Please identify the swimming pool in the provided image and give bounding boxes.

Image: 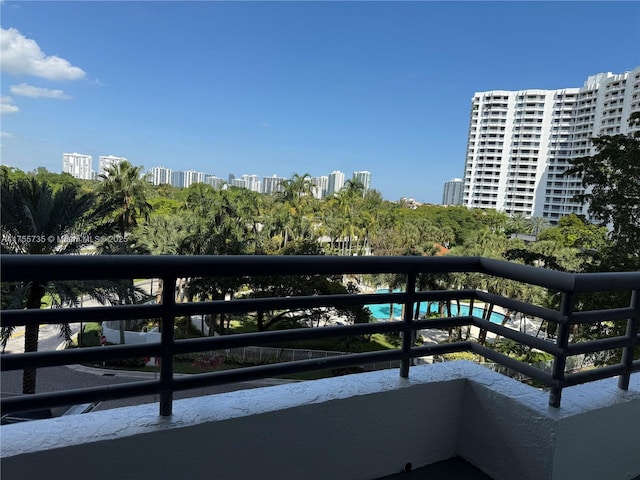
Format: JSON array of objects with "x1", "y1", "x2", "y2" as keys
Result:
[{"x1": 366, "y1": 290, "x2": 506, "y2": 324}]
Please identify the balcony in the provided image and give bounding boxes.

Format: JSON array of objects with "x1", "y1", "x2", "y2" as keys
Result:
[{"x1": 1, "y1": 255, "x2": 639, "y2": 480}]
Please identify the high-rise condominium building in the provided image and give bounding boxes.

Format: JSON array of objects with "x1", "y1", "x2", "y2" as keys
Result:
[
  {"x1": 462, "y1": 67, "x2": 640, "y2": 223},
  {"x1": 98, "y1": 155, "x2": 127, "y2": 178},
  {"x1": 442, "y1": 178, "x2": 463, "y2": 205},
  {"x1": 241, "y1": 175, "x2": 261, "y2": 193},
  {"x1": 205, "y1": 175, "x2": 224, "y2": 189},
  {"x1": 327, "y1": 170, "x2": 345, "y2": 196},
  {"x1": 262, "y1": 175, "x2": 286, "y2": 194},
  {"x1": 312, "y1": 176, "x2": 329, "y2": 199},
  {"x1": 170, "y1": 170, "x2": 185, "y2": 188},
  {"x1": 151, "y1": 166, "x2": 172, "y2": 186},
  {"x1": 63, "y1": 153, "x2": 93, "y2": 180},
  {"x1": 183, "y1": 170, "x2": 205, "y2": 189},
  {"x1": 353, "y1": 171, "x2": 372, "y2": 191}
]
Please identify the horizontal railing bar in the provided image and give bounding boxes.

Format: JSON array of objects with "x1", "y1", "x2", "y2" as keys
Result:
[
  {"x1": 412, "y1": 290, "x2": 477, "y2": 301},
  {"x1": 1, "y1": 343, "x2": 162, "y2": 371},
  {"x1": 474, "y1": 291, "x2": 562, "y2": 323},
  {"x1": 174, "y1": 326, "x2": 383, "y2": 354},
  {"x1": 171, "y1": 350, "x2": 405, "y2": 392},
  {"x1": 566, "y1": 336, "x2": 635, "y2": 356},
  {"x1": 413, "y1": 316, "x2": 474, "y2": 330},
  {"x1": 573, "y1": 273, "x2": 640, "y2": 293},
  {"x1": 410, "y1": 342, "x2": 472, "y2": 357},
  {"x1": 571, "y1": 308, "x2": 639, "y2": 325},
  {"x1": 5, "y1": 255, "x2": 639, "y2": 293},
  {"x1": 478, "y1": 257, "x2": 577, "y2": 292},
  {"x1": 563, "y1": 364, "x2": 630, "y2": 386},
  {"x1": 0, "y1": 291, "x2": 479, "y2": 327},
  {"x1": 1, "y1": 319, "x2": 477, "y2": 371},
  {"x1": 471, "y1": 316, "x2": 562, "y2": 356},
  {"x1": 172, "y1": 322, "x2": 418, "y2": 355},
  {"x1": 0, "y1": 380, "x2": 161, "y2": 415},
  {"x1": 1, "y1": 255, "x2": 485, "y2": 281},
  {"x1": 167, "y1": 292, "x2": 471, "y2": 317},
  {"x1": 470, "y1": 343, "x2": 555, "y2": 386},
  {"x1": 172, "y1": 317, "x2": 477, "y2": 357}
]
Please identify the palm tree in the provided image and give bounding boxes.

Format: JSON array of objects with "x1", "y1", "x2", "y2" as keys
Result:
[
  {"x1": 507, "y1": 212, "x2": 530, "y2": 236},
  {"x1": 133, "y1": 214, "x2": 188, "y2": 303},
  {"x1": 528, "y1": 216, "x2": 550, "y2": 239},
  {"x1": 275, "y1": 173, "x2": 315, "y2": 244},
  {"x1": 332, "y1": 180, "x2": 367, "y2": 255},
  {"x1": 97, "y1": 161, "x2": 153, "y2": 342},
  {"x1": 0, "y1": 177, "x2": 131, "y2": 394},
  {"x1": 98, "y1": 161, "x2": 152, "y2": 239}
]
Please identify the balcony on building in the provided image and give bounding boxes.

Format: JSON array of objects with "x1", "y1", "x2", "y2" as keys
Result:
[{"x1": 1, "y1": 255, "x2": 639, "y2": 480}]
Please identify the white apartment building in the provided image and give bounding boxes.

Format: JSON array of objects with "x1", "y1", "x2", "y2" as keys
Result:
[
  {"x1": 462, "y1": 67, "x2": 640, "y2": 223},
  {"x1": 311, "y1": 176, "x2": 329, "y2": 199},
  {"x1": 262, "y1": 175, "x2": 286, "y2": 195},
  {"x1": 151, "y1": 166, "x2": 172, "y2": 186},
  {"x1": 442, "y1": 178, "x2": 463, "y2": 205},
  {"x1": 98, "y1": 155, "x2": 127, "y2": 178},
  {"x1": 327, "y1": 170, "x2": 345, "y2": 196},
  {"x1": 183, "y1": 170, "x2": 206, "y2": 189},
  {"x1": 353, "y1": 171, "x2": 372, "y2": 191},
  {"x1": 170, "y1": 170, "x2": 184, "y2": 188},
  {"x1": 62, "y1": 153, "x2": 93, "y2": 180},
  {"x1": 229, "y1": 178, "x2": 245, "y2": 189},
  {"x1": 205, "y1": 175, "x2": 224, "y2": 189},
  {"x1": 241, "y1": 175, "x2": 261, "y2": 193}
]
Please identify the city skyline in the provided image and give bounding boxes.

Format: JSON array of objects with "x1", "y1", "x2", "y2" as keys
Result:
[
  {"x1": 62, "y1": 152, "x2": 372, "y2": 199},
  {"x1": 1, "y1": 2, "x2": 639, "y2": 203}
]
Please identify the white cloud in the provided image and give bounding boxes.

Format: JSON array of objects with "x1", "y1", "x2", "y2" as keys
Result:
[
  {"x1": 0, "y1": 131, "x2": 13, "y2": 138},
  {"x1": 0, "y1": 27, "x2": 86, "y2": 81},
  {"x1": 10, "y1": 83, "x2": 71, "y2": 99},
  {"x1": 0, "y1": 96, "x2": 19, "y2": 115}
]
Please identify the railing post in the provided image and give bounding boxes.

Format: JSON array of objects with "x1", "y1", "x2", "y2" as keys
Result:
[
  {"x1": 549, "y1": 292, "x2": 573, "y2": 408},
  {"x1": 618, "y1": 289, "x2": 639, "y2": 390},
  {"x1": 159, "y1": 276, "x2": 177, "y2": 417},
  {"x1": 400, "y1": 272, "x2": 417, "y2": 378}
]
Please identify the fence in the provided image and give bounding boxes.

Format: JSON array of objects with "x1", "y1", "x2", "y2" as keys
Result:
[{"x1": 1, "y1": 254, "x2": 639, "y2": 416}]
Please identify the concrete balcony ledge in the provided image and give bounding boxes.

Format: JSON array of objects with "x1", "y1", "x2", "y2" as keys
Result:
[{"x1": 2, "y1": 361, "x2": 639, "y2": 480}]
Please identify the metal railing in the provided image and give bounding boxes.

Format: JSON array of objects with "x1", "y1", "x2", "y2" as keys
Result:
[{"x1": 1, "y1": 255, "x2": 639, "y2": 416}]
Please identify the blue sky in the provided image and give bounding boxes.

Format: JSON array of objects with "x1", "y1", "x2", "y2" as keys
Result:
[{"x1": 1, "y1": 1, "x2": 639, "y2": 203}]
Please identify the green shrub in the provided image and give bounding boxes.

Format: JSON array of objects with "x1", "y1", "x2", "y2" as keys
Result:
[
  {"x1": 440, "y1": 351, "x2": 479, "y2": 362},
  {"x1": 79, "y1": 322, "x2": 102, "y2": 347}
]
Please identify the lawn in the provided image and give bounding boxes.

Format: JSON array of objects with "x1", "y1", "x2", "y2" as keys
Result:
[{"x1": 83, "y1": 316, "x2": 402, "y2": 380}]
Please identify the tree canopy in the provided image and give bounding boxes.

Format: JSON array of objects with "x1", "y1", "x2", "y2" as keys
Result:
[{"x1": 565, "y1": 113, "x2": 640, "y2": 268}]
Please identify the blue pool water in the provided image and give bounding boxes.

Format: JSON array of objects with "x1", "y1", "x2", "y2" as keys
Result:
[{"x1": 367, "y1": 290, "x2": 505, "y2": 324}]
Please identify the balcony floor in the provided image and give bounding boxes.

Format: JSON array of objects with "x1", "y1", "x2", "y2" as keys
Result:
[{"x1": 378, "y1": 457, "x2": 492, "y2": 480}]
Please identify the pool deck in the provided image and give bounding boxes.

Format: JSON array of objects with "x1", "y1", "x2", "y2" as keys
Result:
[{"x1": 358, "y1": 286, "x2": 545, "y2": 345}]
